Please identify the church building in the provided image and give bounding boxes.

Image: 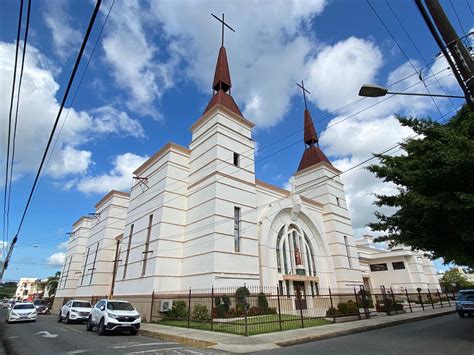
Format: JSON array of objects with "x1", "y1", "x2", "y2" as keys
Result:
[{"x1": 55, "y1": 22, "x2": 367, "y2": 310}]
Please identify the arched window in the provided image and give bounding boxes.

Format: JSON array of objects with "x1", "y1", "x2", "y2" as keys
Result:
[{"x1": 275, "y1": 224, "x2": 317, "y2": 276}]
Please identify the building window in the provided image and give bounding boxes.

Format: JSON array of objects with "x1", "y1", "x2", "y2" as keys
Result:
[
  {"x1": 278, "y1": 280, "x2": 284, "y2": 296},
  {"x1": 336, "y1": 197, "x2": 341, "y2": 206},
  {"x1": 344, "y1": 235, "x2": 353, "y2": 269},
  {"x1": 233, "y1": 152, "x2": 240, "y2": 166},
  {"x1": 392, "y1": 261, "x2": 406, "y2": 270},
  {"x1": 89, "y1": 242, "x2": 100, "y2": 285},
  {"x1": 234, "y1": 207, "x2": 241, "y2": 252},
  {"x1": 285, "y1": 280, "x2": 290, "y2": 298},
  {"x1": 141, "y1": 215, "x2": 154, "y2": 276},
  {"x1": 276, "y1": 224, "x2": 316, "y2": 276},
  {"x1": 370, "y1": 263, "x2": 388, "y2": 272},
  {"x1": 80, "y1": 247, "x2": 91, "y2": 286},
  {"x1": 122, "y1": 224, "x2": 134, "y2": 279}
]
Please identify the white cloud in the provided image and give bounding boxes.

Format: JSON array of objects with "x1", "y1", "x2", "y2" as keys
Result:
[
  {"x1": 43, "y1": 0, "x2": 82, "y2": 60},
  {"x1": 47, "y1": 252, "x2": 65, "y2": 265},
  {"x1": 76, "y1": 152, "x2": 148, "y2": 194},
  {"x1": 0, "y1": 42, "x2": 145, "y2": 182},
  {"x1": 58, "y1": 241, "x2": 68, "y2": 250}
]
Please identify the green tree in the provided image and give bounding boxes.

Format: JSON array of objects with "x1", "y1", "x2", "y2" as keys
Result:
[
  {"x1": 439, "y1": 268, "x2": 473, "y2": 291},
  {"x1": 368, "y1": 106, "x2": 474, "y2": 267},
  {"x1": 46, "y1": 271, "x2": 61, "y2": 297}
]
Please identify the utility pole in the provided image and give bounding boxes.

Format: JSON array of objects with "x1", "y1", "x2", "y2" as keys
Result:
[{"x1": 415, "y1": 0, "x2": 474, "y2": 110}]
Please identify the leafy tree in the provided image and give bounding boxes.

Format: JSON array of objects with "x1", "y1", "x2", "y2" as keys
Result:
[
  {"x1": 367, "y1": 106, "x2": 474, "y2": 267},
  {"x1": 46, "y1": 271, "x2": 61, "y2": 297},
  {"x1": 439, "y1": 268, "x2": 473, "y2": 291}
]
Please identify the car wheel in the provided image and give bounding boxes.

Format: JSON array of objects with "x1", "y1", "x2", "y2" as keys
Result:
[
  {"x1": 57, "y1": 312, "x2": 62, "y2": 322},
  {"x1": 97, "y1": 318, "x2": 106, "y2": 336},
  {"x1": 65, "y1": 313, "x2": 70, "y2": 324},
  {"x1": 86, "y1": 317, "x2": 93, "y2": 331},
  {"x1": 130, "y1": 329, "x2": 138, "y2": 335},
  {"x1": 458, "y1": 311, "x2": 465, "y2": 318}
]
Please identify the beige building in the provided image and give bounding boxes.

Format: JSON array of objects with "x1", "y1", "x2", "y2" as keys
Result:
[{"x1": 356, "y1": 235, "x2": 440, "y2": 293}]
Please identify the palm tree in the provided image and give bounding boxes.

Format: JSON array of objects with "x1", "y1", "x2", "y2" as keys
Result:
[{"x1": 46, "y1": 271, "x2": 61, "y2": 298}]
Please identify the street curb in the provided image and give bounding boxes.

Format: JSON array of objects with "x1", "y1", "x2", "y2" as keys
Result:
[
  {"x1": 138, "y1": 328, "x2": 217, "y2": 349},
  {"x1": 275, "y1": 310, "x2": 456, "y2": 347}
]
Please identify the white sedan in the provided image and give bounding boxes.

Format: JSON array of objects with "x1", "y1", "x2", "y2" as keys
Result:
[
  {"x1": 6, "y1": 302, "x2": 37, "y2": 323},
  {"x1": 58, "y1": 300, "x2": 92, "y2": 324}
]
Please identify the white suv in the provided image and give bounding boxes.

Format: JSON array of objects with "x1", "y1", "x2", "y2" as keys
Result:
[
  {"x1": 86, "y1": 299, "x2": 140, "y2": 335},
  {"x1": 58, "y1": 300, "x2": 92, "y2": 324}
]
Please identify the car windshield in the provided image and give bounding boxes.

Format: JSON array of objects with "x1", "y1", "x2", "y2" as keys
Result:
[
  {"x1": 107, "y1": 302, "x2": 134, "y2": 311},
  {"x1": 458, "y1": 291, "x2": 474, "y2": 301},
  {"x1": 13, "y1": 304, "x2": 35, "y2": 310},
  {"x1": 72, "y1": 301, "x2": 91, "y2": 308}
]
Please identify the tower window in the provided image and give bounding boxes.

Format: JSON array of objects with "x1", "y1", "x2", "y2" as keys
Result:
[
  {"x1": 233, "y1": 152, "x2": 240, "y2": 166},
  {"x1": 234, "y1": 207, "x2": 241, "y2": 252},
  {"x1": 344, "y1": 235, "x2": 353, "y2": 269},
  {"x1": 123, "y1": 224, "x2": 134, "y2": 279}
]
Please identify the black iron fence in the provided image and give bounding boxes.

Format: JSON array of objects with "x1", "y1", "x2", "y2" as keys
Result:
[{"x1": 148, "y1": 285, "x2": 455, "y2": 336}]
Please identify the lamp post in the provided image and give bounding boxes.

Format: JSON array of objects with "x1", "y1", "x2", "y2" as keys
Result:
[{"x1": 358, "y1": 84, "x2": 465, "y2": 99}]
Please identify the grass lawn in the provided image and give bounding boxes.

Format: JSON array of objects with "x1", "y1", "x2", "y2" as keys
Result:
[{"x1": 154, "y1": 314, "x2": 332, "y2": 336}]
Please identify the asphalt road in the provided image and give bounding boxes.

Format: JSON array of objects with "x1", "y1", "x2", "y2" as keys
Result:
[
  {"x1": 0, "y1": 309, "x2": 224, "y2": 355},
  {"x1": 255, "y1": 313, "x2": 474, "y2": 355}
]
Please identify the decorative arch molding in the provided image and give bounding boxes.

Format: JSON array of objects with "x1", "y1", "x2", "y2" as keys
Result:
[{"x1": 257, "y1": 200, "x2": 336, "y2": 288}]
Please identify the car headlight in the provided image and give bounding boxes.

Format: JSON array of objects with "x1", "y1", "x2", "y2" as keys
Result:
[
  {"x1": 107, "y1": 312, "x2": 117, "y2": 319},
  {"x1": 71, "y1": 309, "x2": 78, "y2": 313},
  {"x1": 11, "y1": 311, "x2": 18, "y2": 316}
]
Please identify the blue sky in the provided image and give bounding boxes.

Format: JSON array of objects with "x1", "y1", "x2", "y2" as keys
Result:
[{"x1": 1, "y1": 0, "x2": 471, "y2": 281}]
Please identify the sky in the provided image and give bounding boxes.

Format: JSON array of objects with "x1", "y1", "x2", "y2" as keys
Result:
[{"x1": 0, "y1": 0, "x2": 471, "y2": 281}]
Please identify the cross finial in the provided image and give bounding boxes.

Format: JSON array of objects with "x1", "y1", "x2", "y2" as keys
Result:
[
  {"x1": 211, "y1": 13, "x2": 235, "y2": 47},
  {"x1": 296, "y1": 80, "x2": 311, "y2": 110}
]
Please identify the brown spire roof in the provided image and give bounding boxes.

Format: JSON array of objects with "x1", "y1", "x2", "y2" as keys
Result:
[
  {"x1": 297, "y1": 107, "x2": 332, "y2": 171},
  {"x1": 203, "y1": 45, "x2": 243, "y2": 117},
  {"x1": 212, "y1": 47, "x2": 232, "y2": 92}
]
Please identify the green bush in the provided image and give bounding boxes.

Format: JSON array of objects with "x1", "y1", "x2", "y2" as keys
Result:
[
  {"x1": 214, "y1": 296, "x2": 221, "y2": 307},
  {"x1": 357, "y1": 290, "x2": 374, "y2": 308},
  {"x1": 192, "y1": 304, "x2": 208, "y2": 321},
  {"x1": 326, "y1": 307, "x2": 337, "y2": 318},
  {"x1": 346, "y1": 300, "x2": 359, "y2": 314},
  {"x1": 215, "y1": 303, "x2": 228, "y2": 318},
  {"x1": 222, "y1": 295, "x2": 231, "y2": 308},
  {"x1": 169, "y1": 300, "x2": 187, "y2": 319},
  {"x1": 235, "y1": 287, "x2": 250, "y2": 310},
  {"x1": 336, "y1": 302, "x2": 348, "y2": 314},
  {"x1": 257, "y1": 292, "x2": 269, "y2": 311}
]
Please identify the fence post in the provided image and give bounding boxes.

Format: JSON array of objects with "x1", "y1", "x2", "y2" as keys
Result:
[
  {"x1": 353, "y1": 287, "x2": 361, "y2": 320},
  {"x1": 276, "y1": 284, "x2": 282, "y2": 331},
  {"x1": 417, "y1": 289, "x2": 424, "y2": 311},
  {"x1": 390, "y1": 288, "x2": 398, "y2": 315},
  {"x1": 296, "y1": 284, "x2": 304, "y2": 329},
  {"x1": 381, "y1": 286, "x2": 390, "y2": 316},
  {"x1": 210, "y1": 286, "x2": 214, "y2": 331},
  {"x1": 427, "y1": 289, "x2": 435, "y2": 309},
  {"x1": 149, "y1": 290, "x2": 155, "y2": 322},
  {"x1": 437, "y1": 289, "x2": 444, "y2": 308},
  {"x1": 244, "y1": 284, "x2": 248, "y2": 336},
  {"x1": 328, "y1": 287, "x2": 335, "y2": 323},
  {"x1": 444, "y1": 289, "x2": 451, "y2": 307},
  {"x1": 405, "y1": 289, "x2": 412, "y2": 313},
  {"x1": 187, "y1": 287, "x2": 192, "y2": 328}
]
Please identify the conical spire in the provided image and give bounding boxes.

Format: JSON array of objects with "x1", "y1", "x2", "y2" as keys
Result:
[
  {"x1": 304, "y1": 109, "x2": 318, "y2": 146},
  {"x1": 203, "y1": 14, "x2": 242, "y2": 117},
  {"x1": 296, "y1": 81, "x2": 332, "y2": 171},
  {"x1": 212, "y1": 47, "x2": 232, "y2": 93}
]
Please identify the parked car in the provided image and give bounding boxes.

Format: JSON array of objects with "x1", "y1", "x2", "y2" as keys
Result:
[
  {"x1": 7, "y1": 300, "x2": 17, "y2": 309},
  {"x1": 86, "y1": 299, "x2": 140, "y2": 335},
  {"x1": 58, "y1": 300, "x2": 92, "y2": 324},
  {"x1": 2, "y1": 299, "x2": 8, "y2": 309},
  {"x1": 6, "y1": 302, "x2": 37, "y2": 323},
  {"x1": 456, "y1": 289, "x2": 474, "y2": 317}
]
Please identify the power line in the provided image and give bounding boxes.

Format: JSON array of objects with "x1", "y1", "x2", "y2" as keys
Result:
[
  {"x1": 1, "y1": 0, "x2": 103, "y2": 280},
  {"x1": 465, "y1": 0, "x2": 474, "y2": 16},
  {"x1": 367, "y1": 0, "x2": 444, "y2": 118},
  {"x1": 449, "y1": 0, "x2": 466, "y2": 35},
  {"x1": 6, "y1": 0, "x2": 32, "y2": 252},
  {"x1": 3, "y1": 0, "x2": 23, "y2": 257}
]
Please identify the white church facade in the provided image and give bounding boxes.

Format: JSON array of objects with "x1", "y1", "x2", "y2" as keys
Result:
[{"x1": 54, "y1": 35, "x2": 438, "y2": 313}]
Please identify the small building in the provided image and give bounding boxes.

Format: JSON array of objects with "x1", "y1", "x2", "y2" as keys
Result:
[
  {"x1": 356, "y1": 235, "x2": 440, "y2": 293},
  {"x1": 15, "y1": 277, "x2": 48, "y2": 301}
]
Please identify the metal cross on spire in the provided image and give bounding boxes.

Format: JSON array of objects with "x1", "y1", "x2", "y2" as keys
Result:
[
  {"x1": 211, "y1": 13, "x2": 235, "y2": 47},
  {"x1": 296, "y1": 80, "x2": 311, "y2": 110}
]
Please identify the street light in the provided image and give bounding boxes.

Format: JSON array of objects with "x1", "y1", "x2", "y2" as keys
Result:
[{"x1": 358, "y1": 84, "x2": 465, "y2": 99}]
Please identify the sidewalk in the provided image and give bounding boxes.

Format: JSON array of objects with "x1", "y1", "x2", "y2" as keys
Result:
[{"x1": 140, "y1": 307, "x2": 456, "y2": 353}]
